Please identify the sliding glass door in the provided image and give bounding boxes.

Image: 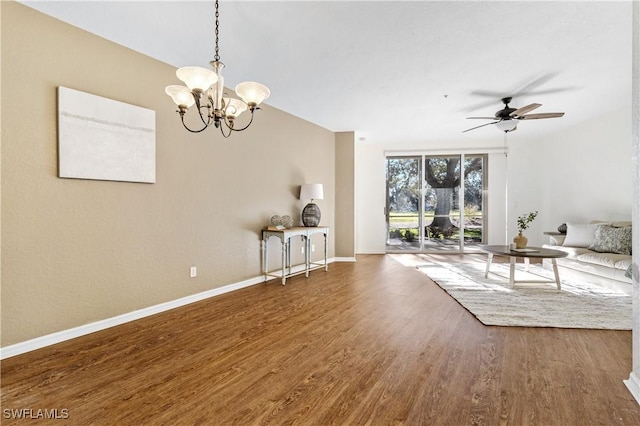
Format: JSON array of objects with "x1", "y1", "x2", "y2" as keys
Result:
[
  {"x1": 386, "y1": 157, "x2": 422, "y2": 251},
  {"x1": 386, "y1": 153, "x2": 487, "y2": 252}
]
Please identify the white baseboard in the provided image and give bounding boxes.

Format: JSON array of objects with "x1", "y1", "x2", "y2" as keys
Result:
[
  {"x1": 624, "y1": 372, "x2": 640, "y2": 405},
  {"x1": 1, "y1": 276, "x2": 265, "y2": 360},
  {"x1": 334, "y1": 257, "x2": 356, "y2": 262},
  {"x1": 1, "y1": 259, "x2": 341, "y2": 360}
]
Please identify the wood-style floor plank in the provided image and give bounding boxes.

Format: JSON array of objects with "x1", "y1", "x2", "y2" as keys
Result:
[{"x1": 2, "y1": 254, "x2": 639, "y2": 425}]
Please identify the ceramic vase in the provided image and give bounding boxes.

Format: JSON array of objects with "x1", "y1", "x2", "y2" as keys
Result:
[
  {"x1": 513, "y1": 232, "x2": 528, "y2": 249},
  {"x1": 302, "y1": 202, "x2": 321, "y2": 227}
]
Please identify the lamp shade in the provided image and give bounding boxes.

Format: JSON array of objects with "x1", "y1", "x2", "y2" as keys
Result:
[
  {"x1": 235, "y1": 81, "x2": 270, "y2": 106},
  {"x1": 300, "y1": 184, "x2": 324, "y2": 201},
  {"x1": 165, "y1": 85, "x2": 196, "y2": 108},
  {"x1": 223, "y1": 98, "x2": 248, "y2": 119},
  {"x1": 176, "y1": 66, "x2": 218, "y2": 92},
  {"x1": 496, "y1": 119, "x2": 518, "y2": 132}
]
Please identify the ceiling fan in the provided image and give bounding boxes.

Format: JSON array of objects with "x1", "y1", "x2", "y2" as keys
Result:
[{"x1": 462, "y1": 97, "x2": 565, "y2": 133}]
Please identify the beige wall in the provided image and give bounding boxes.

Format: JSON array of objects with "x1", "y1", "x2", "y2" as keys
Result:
[
  {"x1": 334, "y1": 132, "x2": 355, "y2": 259},
  {"x1": 1, "y1": 2, "x2": 337, "y2": 346}
]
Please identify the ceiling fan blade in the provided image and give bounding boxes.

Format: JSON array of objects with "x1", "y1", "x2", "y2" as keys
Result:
[
  {"x1": 521, "y1": 87, "x2": 580, "y2": 96},
  {"x1": 462, "y1": 121, "x2": 498, "y2": 133},
  {"x1": 512, "y1": 73, "x2": 559, "y2": 96},
  {"x1": 510, "y1": 103, "x2": 541, "y2": 117},
  {"x1": 466, "y1": 116, "x2": 498, "y2": 120},
  {"x1": 519, "y1": 112, "x2": 565, "y2": 120}
]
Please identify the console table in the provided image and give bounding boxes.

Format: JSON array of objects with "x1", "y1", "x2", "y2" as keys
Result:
[{"x1": 261, "y1": 226, "x2": 329, "y2": 285}]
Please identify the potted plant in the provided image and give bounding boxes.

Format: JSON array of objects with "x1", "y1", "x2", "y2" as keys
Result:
[{"x1": 514, "y1": 210, "x2": 538, "y2": 249}]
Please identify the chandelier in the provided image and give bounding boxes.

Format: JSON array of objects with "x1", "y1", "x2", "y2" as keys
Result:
[{"x1": 164, "y1": 0, "x2": 270, "y2": 138}]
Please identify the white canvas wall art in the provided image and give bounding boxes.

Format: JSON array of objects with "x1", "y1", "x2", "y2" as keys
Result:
[{"x1": 58, "y1": 86, "x2": 156, "y2": 183}]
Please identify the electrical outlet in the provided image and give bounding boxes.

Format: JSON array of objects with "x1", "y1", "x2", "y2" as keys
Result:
[
  {"x1": 190, "y1": 266, "x2": 197, "y2": 278},
  {"x1": 312, "y1": 244, "x2": 315, "y2": 252},
  {"x1": 300, "y1": 246, "x2": 305, "y2": 254}
]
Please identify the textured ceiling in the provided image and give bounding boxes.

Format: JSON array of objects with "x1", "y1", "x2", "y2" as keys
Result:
[{"x1": 20, "y1": 1, "x2": 633, "y2": 143}]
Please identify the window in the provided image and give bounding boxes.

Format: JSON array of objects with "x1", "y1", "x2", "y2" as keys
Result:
[{"x1": 386, "y1": 153, "x2": 488, "y2": 252}]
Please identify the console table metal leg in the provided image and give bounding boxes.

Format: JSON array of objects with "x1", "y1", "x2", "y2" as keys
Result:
[
  {"x1": 281, "y1": 240, "x2": 287, "y2": 286},
  {"x1": 324, "y1": 232, "x2": 328, "y2": 271},
  {"x1": 551, "y1": 258, "x2": 562, "y2": 290},
  {"x1": 286, "y1": 238, "x2": 292, "y2": 277},
  {"x1": 262, "y1": 238, "x2": 267, "y2": 282},
  {"x1": 304, "y1": 236, "x2": 311, "y2": 278}
]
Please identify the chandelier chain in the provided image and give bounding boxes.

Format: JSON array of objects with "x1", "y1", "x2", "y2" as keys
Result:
[{"x1": 214, "y1": 0, "x2": 220, "y2": 62}]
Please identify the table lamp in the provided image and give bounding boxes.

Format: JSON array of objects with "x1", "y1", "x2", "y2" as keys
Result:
[{"x1": 300, "y1": 184, "x2": 323, "y2": 227}]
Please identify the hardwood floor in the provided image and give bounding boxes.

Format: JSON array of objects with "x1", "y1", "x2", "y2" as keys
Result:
[{"x1": 2, "y1": 254, "x2": 639, "y2": 425}]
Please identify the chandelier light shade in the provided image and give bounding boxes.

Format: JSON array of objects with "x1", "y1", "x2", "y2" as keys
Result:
[
  {"x1": 176, "y1": 67, "x2": 218, "y2": 93},
  {"x1": 165, "y1": 85, "x2": 196, "y2": 109},
  {"x1": 235, "y1": 82, "x2": 271, "y2": 107},
  {"x1": 496, "y1": 119, "x2": 518, "y2": 132},
  {"x1": 165, "y1": 0, "x2": 269, "y2": 138},
  {"x1": 222, "y1": 97, "x2": 247, "y2": 119},
  {"x1": 300, "y1": 184, "x2": 324, "y2": 227}
]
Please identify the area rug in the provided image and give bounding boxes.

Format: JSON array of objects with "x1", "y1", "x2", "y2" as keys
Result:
[{"x1": 417, "y1": 261, "x2": 631, "y2": 330}]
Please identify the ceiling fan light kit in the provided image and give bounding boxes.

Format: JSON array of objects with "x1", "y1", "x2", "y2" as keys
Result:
[
  {"x1": 463, "y1": 96, "x2": 564, "y2": 133},
  {"x1": 165, "y1": 0, "x2": 269, "y2": 138},
  {"x1": 495, "y1": 120, "x2": 518, "y2": 132}
]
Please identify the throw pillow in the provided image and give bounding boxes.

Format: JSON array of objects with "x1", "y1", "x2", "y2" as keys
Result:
[
  {"x1": 589, "y1": 225, "x2": 632, "y2": 255},
  {"x1": 563, "y1": 223, "x2": 600, "y2": 248}
]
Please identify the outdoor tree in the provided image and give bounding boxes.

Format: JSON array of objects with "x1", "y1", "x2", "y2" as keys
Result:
[
  {"x1": 387, "y1": 158, "x2": 420, "y2": 213},
  {"x1": 387, "y1": 156, "x2": 483, "y2": 242},
  {"x1": 425, "y1": 156, "x2": 482, "y2": 236}
]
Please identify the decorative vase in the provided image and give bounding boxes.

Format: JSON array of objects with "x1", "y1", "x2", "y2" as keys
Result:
[
  {"x1": 302, "y1": 202, "x2": 321, "y2": 227},
  {"x1": 513, "y1": 232, "x2": 528, "y2": 249}
]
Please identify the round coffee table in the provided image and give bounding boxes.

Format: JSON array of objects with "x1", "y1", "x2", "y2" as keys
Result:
[{"x1": 480, "y1": 245, "x2": 568, "y2": 289}]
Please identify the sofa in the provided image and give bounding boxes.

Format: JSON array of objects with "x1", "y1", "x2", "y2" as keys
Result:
[{"x1": 542, "y1": 221, "x2": 632, "y2": 295}]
